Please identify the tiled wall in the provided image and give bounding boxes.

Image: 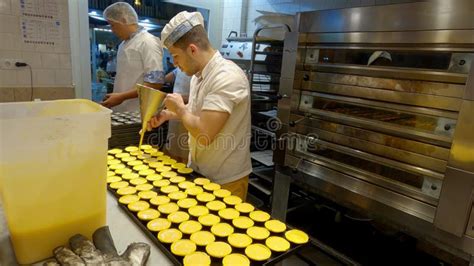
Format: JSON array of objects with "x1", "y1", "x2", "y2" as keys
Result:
[
  {"x1": 0, "y1": 0, "x2": 74, "y2": 102},
  {"x1": 222, "y1": 0, "x2": 421, "y2": 40}
]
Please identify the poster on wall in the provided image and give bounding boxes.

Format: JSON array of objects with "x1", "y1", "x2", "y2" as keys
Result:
[{"x1": 19, "y1": 0, "x2": 62, "y2": 46}]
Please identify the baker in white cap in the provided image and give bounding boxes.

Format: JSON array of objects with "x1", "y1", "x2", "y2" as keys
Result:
[
  {"x1": 147, "y1": 11, "x2": 252, "y2": 200},
  {"x1": 101, "y1": 2, "x2": 164, "y2": 112}
]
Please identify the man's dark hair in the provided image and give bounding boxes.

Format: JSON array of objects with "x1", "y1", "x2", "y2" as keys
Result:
[{"x1": 173, "y1": 25, "x2": 211, "y2": 51}]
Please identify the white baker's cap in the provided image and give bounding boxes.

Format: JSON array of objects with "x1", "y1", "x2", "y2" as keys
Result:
[
  {"x1": 161, "y1": 11, "x2": 204, "y2": 48},
  {"x1": 103, "y1": 2, "x2": 138, "y2": 25}
]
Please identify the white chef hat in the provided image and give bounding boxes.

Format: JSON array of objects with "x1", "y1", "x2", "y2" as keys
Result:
[
  {"x1": 161, "y1": 11, "x2": 205, "y2": 49},
  {"x1": 103, "y1": 2, "x2": 138, "y2": 25}
]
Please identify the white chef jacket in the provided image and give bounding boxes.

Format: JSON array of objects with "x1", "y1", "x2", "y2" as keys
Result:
[
  {"x1": 113, "y1": 29, "x2": 164, "y2": 112},
  {"x1": 187, "y1": 52, "x2": 252, "y2": 184}
]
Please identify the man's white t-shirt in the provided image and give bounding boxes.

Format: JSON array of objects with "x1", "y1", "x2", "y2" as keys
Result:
[
  {"x1": 113, "y1": 30, "x2": 164, "y2": 112},
  {"x1": 187, "y1": 52, "x2": 252, "y2": 184}
]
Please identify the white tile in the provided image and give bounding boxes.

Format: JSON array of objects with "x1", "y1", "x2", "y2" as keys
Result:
[
  {"x1": 0, "y1": 50, "x2": 21, "y2": 59},
  {"x1": 0, "y1": 0, "x2": 11, "y2": 15},
  {"x1": 0, "y1": 15, "x2": 15, "y2": 33},
  {"x1": 0, "y1": 32, "x2": 14, "y2": 50},
  {"x1": 0, "y1": 69, "x2": 17, "y2": 86},
  {"x1": 16, "y1": 68, "x2": 32, "y2": 86},
  {"x1": 21, "y1": 51, "x2": 42, "y2": 68},
  {"x1": 41, "y1": 53, "x2": 60, "y2": 68},
  {"x1": 33, "y1": 69, "x2": 55, "y2": 86},
  {"x1": 59, "y1": 54, "x2": 71, "y2": 68},
  {"x1": 55, "y1": 69, "x2": 72, "y2": 86},
  {"x1": 9, "y1": 0, "x2": 19, "y2": 15}
]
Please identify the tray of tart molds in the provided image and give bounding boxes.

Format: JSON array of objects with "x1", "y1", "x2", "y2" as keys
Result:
[{"x1": 106, "y1": 145, "x2": 310, "y2": 266}]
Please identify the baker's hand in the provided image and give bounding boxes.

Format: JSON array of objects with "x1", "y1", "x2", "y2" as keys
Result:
[
  {"x1": 164, "y1": 93, "x2": 186, "y2": 116},
  {"x1": 146, "y1": 109, "x2": 175, "y2": 131},
  {"x1": 101, "y1": 93, "x2": 125, "y2": 108},
  {"x1": 44, "y1": 226, "x2": 150, "y2": 266}
]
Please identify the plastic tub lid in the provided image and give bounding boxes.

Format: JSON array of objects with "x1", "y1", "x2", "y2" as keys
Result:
[
  {"x1": 205, "y1": 241, "x2": 232, "y2": 258},
  {"x1": 125, "y1": 146, "x2": 139, "y2": 152},
  {"x1": 127, "y1": 160, "x2": 143, "y2": 166},
  {"x1": 155, "y1": 166, "x2": 172, "y2": 172}
]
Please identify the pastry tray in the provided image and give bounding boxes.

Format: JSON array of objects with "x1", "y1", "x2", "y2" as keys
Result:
[{"x1": 107, "y1": 149, "x2": 309, "y2": 265}]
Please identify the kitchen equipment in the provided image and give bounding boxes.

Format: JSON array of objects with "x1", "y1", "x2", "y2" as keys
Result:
[
  {"x1": 272, "y1": 0, "x2": 474, "y2": 261},
  {"x1": 136, "y1": 84, "x2": 166, "y2": 150},
  {"x1": 0, "y1": 99, "x2": 111, "y2": 264}
]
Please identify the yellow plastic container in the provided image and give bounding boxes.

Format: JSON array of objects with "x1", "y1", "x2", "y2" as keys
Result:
[{"x1": 0, "y1": 99, "x2": 111, "y2": 264}]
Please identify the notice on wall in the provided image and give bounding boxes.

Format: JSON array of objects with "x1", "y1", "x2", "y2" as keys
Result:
[{"x1": 19, "y1": 0, "x2": 62, "y2": 46}]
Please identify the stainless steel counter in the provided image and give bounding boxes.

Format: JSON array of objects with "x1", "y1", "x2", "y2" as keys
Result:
[{"x1": 0, "y1": 193, "x2": 173, "y2": 265}]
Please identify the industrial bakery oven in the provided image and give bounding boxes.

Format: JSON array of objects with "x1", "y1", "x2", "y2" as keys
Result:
[{"x1": 272, "y1": 0, "x2": 474, "y2": 260}]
